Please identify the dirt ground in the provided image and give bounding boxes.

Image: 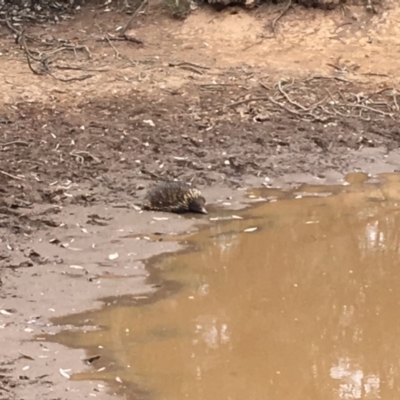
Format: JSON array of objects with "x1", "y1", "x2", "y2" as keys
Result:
[{"x1": 2, "y1": 0, "x2": 400, "y2": 398}]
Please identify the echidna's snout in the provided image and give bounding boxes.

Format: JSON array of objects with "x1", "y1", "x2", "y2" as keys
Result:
[
  {"x1": 199, "y1": 206, "x2": 208, "y2": 214},
  {"x1": 189, "y1": 197, "x2": 208, "y2": 214}
]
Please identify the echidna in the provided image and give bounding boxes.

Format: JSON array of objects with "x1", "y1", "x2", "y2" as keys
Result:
[{"x1": 142, "y1": 181, "x2": 207, "y2": 214}]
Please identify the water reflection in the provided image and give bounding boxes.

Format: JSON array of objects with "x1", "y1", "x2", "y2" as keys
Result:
[
  {"x1": 46, "y1": 173, "x2": 400, "y2": 400},
  {"x1": 330, "y1": 358, "x2": 381, "y2": 399}
]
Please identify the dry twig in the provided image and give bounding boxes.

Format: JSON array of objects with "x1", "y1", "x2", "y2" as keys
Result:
[
  {"x1": 341, "y1": 103, "x2": 395, "y2": 119},
  {"x1": 70, "y1": 150, "x2": 101, "y2": 164},
  {"x1": 17, "y1": 24, "x2": 93, "y2": 82},
  {"x1": 106, "y1": 35, "x2": 121, "y2": 58},
  {"x1": 169, "y1": 61, "x2": 210, "y2": 70},
  {"x1": 121, "y1": 0, "x2": 148, "y2": 35},
  {"x1": 277, "y1": 79, "x2": 309, "y2": 111},
  {"x1": 0, "y1": 141, "x2": 30, "y2": 147},
  {"x1": 228, "y1": 75, "x2": 400, "y2": 124},
  {"x1": 271, "y1": 0, "x2": 292, "y2": 36},
  {"x1": 227, "y1": 96, "x2": 270, "y2": 108},
  {"x1": 0, "y1": 170, "x2": 25, "y2": 181},
  {"x1": 305, "y1": 75, "x2": 349, "y2": 83},
  {"x1": 169, "y1": 61, "x2": 210, "y2": 75}
]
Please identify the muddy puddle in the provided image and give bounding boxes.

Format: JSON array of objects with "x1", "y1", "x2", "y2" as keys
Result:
[{"x1": 42, "y1": 173, "x2": 400, "y2": 400}]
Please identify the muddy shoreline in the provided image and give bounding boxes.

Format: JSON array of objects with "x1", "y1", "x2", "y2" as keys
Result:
[{"x1": 2, "y1": 163, "x2": 400, "y2": 400}]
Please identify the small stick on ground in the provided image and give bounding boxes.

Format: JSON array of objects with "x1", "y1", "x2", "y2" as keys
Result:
[
  {"x1": 277, "y1": 79, "x2": 309, "y2": 111},
  {"x1": 342, "y1": 103, "x2": 395, "y2": 119},
  {"x1": 70, "y1": 150, "x2": 101, "y2": 164},
  {"x1": 22, "y1": 32, "x2": 94, "y2": 81},
  {"x1": 305, "y1": 75, "x2": 349, "y2": 83},
  {"x1": 0, "y1": 170, "x2": 25, "y2": 181},
  {"x1": 271, "y1": 0, "x2": 292, "y2": 36},
  {"x1": 227, "y1": 96, "x2": 270, "y2": 108},
  {"x1": 19, "y1": 26, "x2": 94, "y2": 81},
  {"x1": 20, "y1": 30, "x2": 48, "y2": 75},
  {"x1": 48, "y1": 73, "x2": 94, "y2": 82},
  {"x1": 169, "y1": 61, "x2": 210, "y2": 75},
  {"x1": 54, "y1": 65, "x2": 111, "y2": 72},
  {"x1": 169, "y1": 61, "x2": 210, "y2": 70},
  {"x1": 267, "y1": 96, "x2": 329, "y2": 122},
  {"x1": 393, "y1": 90, "x2": 399, "y2": 111},
  {"x1": 44, "y1": 43, "x2": 92, "y2": 60},
  {"x1": 106, "y1": 35, "x2": 121, "y2": 58},
  {"x1": 98, "y1": 33, "x2": 144, "y2": 45},
  {"x1": 121, "y1": 0, "x2": 149, "y2": 36},
  {"x1": 0, "y1": 141, "x2": 30, "y2": 147},
  {"x1": 3, "y1": 9, "x2": 34, "y2": 42},
  {"x1": 0, "y1": 384, "x2": 10, "y2": 393}
]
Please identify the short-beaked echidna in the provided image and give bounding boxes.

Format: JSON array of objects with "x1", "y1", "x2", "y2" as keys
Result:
[{"x1": 142, "y1": 181, "x2": 207, "y2": 214}]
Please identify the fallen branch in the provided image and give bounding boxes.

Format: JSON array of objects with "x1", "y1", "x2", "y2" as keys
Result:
[
  {"x1": 169, "y1": 61, "x2": 210, "y2": 70},
  {"x1": 276, "y1": 79, "x2": 309, "y2": 111},
  {"x1": 70, "y1": 150, "x2": 101, "y2": 164},
  {"x1": 0, "y1": 384, "x2": 11, "y2": 393},
  {"x1": 393, "y1": 90, "x2": 399, "y2": 111},
  {"x1": 44, "y1": 43, "x2": 92, "y2": 60},
  {"x1": 227, "y1": 96, "x2": 270, "y2": 108},
  {"x1": 340, "y1": 103, "x2": 395, "y2": 119},
  {"x1": 228, "y1": 76, "x2": 400, "y2": 124},
  {"x1": 20, "y1": 29, "x2": 48, "y2": 75},
  {"x1": 121, "y1": 0, "x2": 149, "y2": 36},
  {"x1": 97, "y1": 33, "x2": 144, "y2": 45},
  {"x1": 19, "y1": 28, "x2": 93, "y2": 81},
  {"x1": 106, "y1": 34, "x2": 121, "y2": 58},
  {"x1": 266, "y1": 95, "x2": 327, "y2": 121},
  {"x1": 305, "y1": 75, "x2": 350, "y2": 83},
  {"x1": 0, "y1": 140, "x2": 30, "y2": 148},
  {"x1": 48, "y1": 73, "x2": 94, "y2": 82},
  {"x1": 169, "y1": 61, "x2": 210, "y2": 75},
  {"x1": 0, "y1": 170, "x2": 25, "y2": 181},
  {"x1": 271, "y1": 0, "x2": 292, "y2": 36}
]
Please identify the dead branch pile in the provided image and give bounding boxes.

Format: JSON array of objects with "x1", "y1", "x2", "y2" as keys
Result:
[
  {"x1": 0, "y1": 0, "x2": 383, "y2": 23},
  {"x1": 226, "y1": 76, "x2": 400, "y2": 128},
  {"x1": 207, "y1": 0, "x2": 380, "y2": 11},
  {"x1": 0, "y1": 0, "x2": 82, "y2": 24},
  {"x1": 207, "y1": 0, "x2": 339, "y2": 10}
]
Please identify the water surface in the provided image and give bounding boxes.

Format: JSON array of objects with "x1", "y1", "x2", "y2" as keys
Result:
[{"x1": 47, "y1": 173, "x2": 400, "y2": 400}]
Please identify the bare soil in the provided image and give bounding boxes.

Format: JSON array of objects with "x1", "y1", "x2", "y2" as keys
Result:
[{"x1": 1, "y1": 1, "x2": 400, "y2": 398}]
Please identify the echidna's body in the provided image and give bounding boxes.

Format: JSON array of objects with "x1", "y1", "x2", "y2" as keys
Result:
[{"x1": 142, "y1": 181, "x2": 207, "y2": 214}]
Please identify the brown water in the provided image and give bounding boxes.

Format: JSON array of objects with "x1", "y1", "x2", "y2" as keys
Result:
[{"x1": 47, "y1": 173, "x2": 400, "y2": 400}]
